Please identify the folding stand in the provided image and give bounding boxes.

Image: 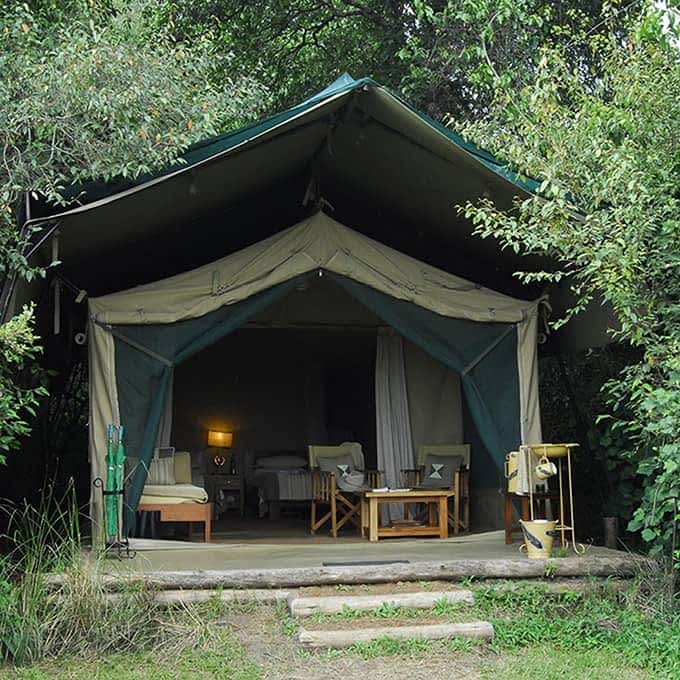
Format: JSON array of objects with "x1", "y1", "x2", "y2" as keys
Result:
[
  {"x1": 528, "y1": 443, "x2": 585, "y2": 554},
  {"x1": 93, "y1": 477, "x2": 135, "y2": 559}
]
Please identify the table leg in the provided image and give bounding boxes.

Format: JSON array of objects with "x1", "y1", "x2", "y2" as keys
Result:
[
  {"x1": 504, "y1": 494, "x2": 513, "y2": 544},
  {"x1": 438, "y1": 496, "x2": 449, "y2": 539},
  {"x1": 428, "y1": 502, "x2": 437, "y2": 526},
  {"x1": 558, "y1": 460, "x2": 566, "y2": 547},
  {"x1": 453, "y1": 474, "x2": 461, "y2": 535},
  {"x1": 521, "y1": 496, "x2": 530, "y2": 521},
  {"x1": 369, "y1": 497, "x2": 379, "y2": 542},
  {"x1": 204, "y1": 509, "x2": 211, "y2": 543}
]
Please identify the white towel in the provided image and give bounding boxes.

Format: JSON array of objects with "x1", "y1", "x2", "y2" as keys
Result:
[
  {"x1": 516, "y1": 445, "x2": 532, "y2": 495},
  {"x1": 516, "y1": 445, "x2": 549, "y2": 495}
]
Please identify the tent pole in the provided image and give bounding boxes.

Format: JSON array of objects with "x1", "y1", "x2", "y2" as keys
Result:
[
  {"x1": 97, "y1": 322, "x2": 173, "y2": 367},
  {"x1": 461, "y1": 325, "x2": 514, "y2": 375}
]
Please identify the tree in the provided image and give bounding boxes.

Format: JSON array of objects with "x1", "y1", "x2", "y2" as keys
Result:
[
  {"x1": 457, "y1": 5, "x2": 680, "y2": 561},
  {"x1": 398, "y1": 0, "x2": 626, "y2": 120},
  {"x1": 0, "y1": 305, "x2": 47, "y2": 463},
  {"x1": 0, "y1": 0, "x2": 269, "y2": 459},
  {"x1": 166, "y1": 0, "x2": 410, "y2": 111},
  {"x1": 167, "y1": 1, "x2": 621, "y2": 117}
]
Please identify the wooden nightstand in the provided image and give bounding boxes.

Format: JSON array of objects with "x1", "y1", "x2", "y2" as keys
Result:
[{"x1": 205, "y1": 473, "x2": 245, "y2": 518}]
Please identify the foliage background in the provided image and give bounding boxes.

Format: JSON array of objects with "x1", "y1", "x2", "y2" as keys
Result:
[{"x1": 458, "y1": 4, "x2": 680, "y2": 561}]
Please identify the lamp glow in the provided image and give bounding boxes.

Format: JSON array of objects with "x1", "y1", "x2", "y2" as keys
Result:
[{"x1": 208, "y1": 430, "x2": 233, "y2": 448}]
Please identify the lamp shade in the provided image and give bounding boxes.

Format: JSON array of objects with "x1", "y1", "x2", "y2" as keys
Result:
[{"x1": 207, "y1": 430, "x2": 233, "y2": 448}]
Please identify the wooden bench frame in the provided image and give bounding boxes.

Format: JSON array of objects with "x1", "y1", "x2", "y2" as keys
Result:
[{"x1": 137, "y1": 502, "x2": 212, "y2": 542}]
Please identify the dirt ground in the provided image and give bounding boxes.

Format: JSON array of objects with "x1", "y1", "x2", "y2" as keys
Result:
[
  {"x1": 295, "y1": 580, "x2": 464, "y2": 597},
  {"x1": 229, "y1": 604, "x2": 488, "y2": 680}
]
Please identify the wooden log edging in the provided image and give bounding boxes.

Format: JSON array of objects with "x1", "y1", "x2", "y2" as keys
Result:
[
  {"x1": 45, "y1": 555, "x2": 652, "y2": 591},
  {"x1": 289, "y1": 590, "x2": 473, "y2": 617},
  {"x1": 297, "y1": 621, "x2": 494, "y2": 648},
  {"x1": 102, "y1": 588, "x2": 291, "y2": 606}
]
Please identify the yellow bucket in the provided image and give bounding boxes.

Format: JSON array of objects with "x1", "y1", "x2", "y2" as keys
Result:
[
  {"x1": 505, "y1": 451, "x2": 519, "y2": 493},
  {"x1": 520, "y1": 519, "x2": 557, "y2": 559}
]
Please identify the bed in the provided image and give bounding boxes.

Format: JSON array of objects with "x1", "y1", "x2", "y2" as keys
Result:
[{"x1": 246, "y1": 451, "x2": 312, "y2": 519}]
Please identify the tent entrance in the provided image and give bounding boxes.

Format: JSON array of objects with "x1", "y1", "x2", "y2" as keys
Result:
[
  {"x1": 172, "y1": 324, "x2": 376, "y2": 533},
  {"x1": 110, "y1": 273, "x2": 519, "y2": 534}
]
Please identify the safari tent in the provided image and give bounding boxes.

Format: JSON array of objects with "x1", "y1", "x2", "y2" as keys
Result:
[
  {"x1": 88, "y1": 210, "x2": 542, "y2": 530},
  {"x1": 2, "y1": 74, "x2": 557, "y2": 535}
]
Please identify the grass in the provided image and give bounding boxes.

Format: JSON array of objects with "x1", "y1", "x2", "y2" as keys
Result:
[
  {"x1": 0, "y1": 631, "x2": 261, "y2": 680},
  {"x1": 473, "y1": 581, "x2": 680, "y2": 678},
  {"x1": 285, "y1": 579, "x2": 679, "y2": 677},
  {"x1": 307, "y1": 598, "x2": 471, "y2": 624},
  {"x1": 0, "y1": 486, "x2": 263, "y2": 675},
  {"x1": 481, "y1": 644, "x2": 650, "y2": 680},
  {"x1": 3, "y1": 579, "x2": 678, "y2": 679}
]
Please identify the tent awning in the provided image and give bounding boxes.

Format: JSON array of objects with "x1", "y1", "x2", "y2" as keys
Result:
[
  {"x1": 11, "y1": 73, "x2": 551, "y2": 307},
  {"x1": 90, "y1": 211, "x2": 536, "y2": 326}
]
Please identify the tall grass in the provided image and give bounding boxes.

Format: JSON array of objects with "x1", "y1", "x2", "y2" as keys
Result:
[
  {"x1": 0, "y1": 483, "x2": 222, "y2": 666},
  {"x1": 0, "y1": 482, "x2": 81, "y2": 663}
]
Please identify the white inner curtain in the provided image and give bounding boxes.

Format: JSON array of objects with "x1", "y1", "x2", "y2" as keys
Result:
[
  {"x1": 155, "y1": 373, "x2": 173, "y2": 450},
  {"x1": 375, "y1": 328, "x2": 415, "y2": 523}
]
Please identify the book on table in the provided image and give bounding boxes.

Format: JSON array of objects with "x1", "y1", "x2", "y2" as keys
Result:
[{"x1": 370, "y1": 487, "x2": 412, "y2": 493}]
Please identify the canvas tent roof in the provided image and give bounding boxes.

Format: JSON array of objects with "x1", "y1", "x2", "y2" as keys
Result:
[
  {"x1": 30, "y1": 73, "x2": 536, "y2": 222},
  {"x1": 14, "y1": 73, "x2": 548, "y2": 307}
]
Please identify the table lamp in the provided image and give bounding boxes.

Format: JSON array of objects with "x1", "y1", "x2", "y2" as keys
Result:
[{"x1": 207, "y1": 429, "x2": 233, "y2": 468}]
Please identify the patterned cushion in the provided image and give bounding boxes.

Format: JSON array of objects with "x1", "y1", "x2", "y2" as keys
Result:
[
  {"x1": 317, "y1": 454, "x2": 355, "y2": 480},
  {"x1": 336, "y1": 470, "x2": 369, "y2": 493},
  {"x1": 146, "y1": 456, "x2": 176, "y2": 485},
  {"x1": 420, "y1": 454, "x2": 462, "y2": 489}
]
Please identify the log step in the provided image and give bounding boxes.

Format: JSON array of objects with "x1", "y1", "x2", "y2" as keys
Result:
[
  {"x1": 102, "y1": 588, "x2": 291, "y2": 606},
  {"x1": 289, "y1": 590, "x2": 473, "y2": 617},
  {"x1": 297, "y1": 621, "x2": 494, "y2": 648}
]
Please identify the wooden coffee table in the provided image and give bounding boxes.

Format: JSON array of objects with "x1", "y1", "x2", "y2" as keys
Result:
[{"x1": 361, "y1": 490, "x2": 453, "y2": 542}]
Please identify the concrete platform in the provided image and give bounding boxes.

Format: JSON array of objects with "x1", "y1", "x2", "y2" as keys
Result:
[{"x1": 97, "y1": 531, "x2": 645, "y2": 586}]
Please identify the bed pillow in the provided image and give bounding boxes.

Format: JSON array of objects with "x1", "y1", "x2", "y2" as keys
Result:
[
  {"x1": 420, "y1": 454, "x2": 462, "y2": 489},
  {"x1": 317, "y1": 454, "x2": 355, "y2": 480},
  {"x1": 256, "y1": 455, "x2": 307, "y2": 469},
  {"x1": 146, "y1": 456, "x2": 176, "y2": 485}
]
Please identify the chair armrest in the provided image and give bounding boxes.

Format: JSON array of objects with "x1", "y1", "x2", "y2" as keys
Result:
[
  {"x1": 364, "y1": 469, "x2": 382, "y2": 488},
  {"x1": 311, "y1": 469, "x2": 335, "y2": 500},
  {"x1": 401, "y1": 468, "x2": 422, "y2": 487}
]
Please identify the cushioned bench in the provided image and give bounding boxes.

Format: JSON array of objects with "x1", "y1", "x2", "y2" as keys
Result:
[{"x1": 138, "y1": 452, "x2": 212, "y2": 542}]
